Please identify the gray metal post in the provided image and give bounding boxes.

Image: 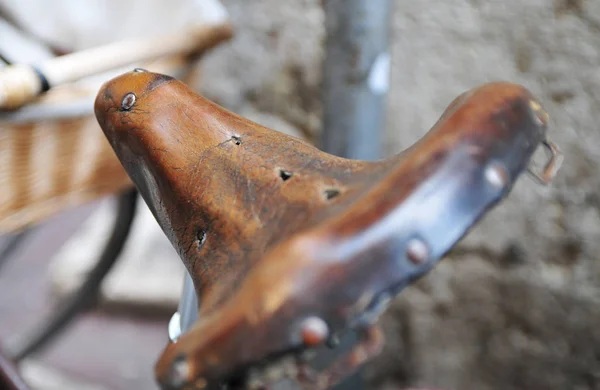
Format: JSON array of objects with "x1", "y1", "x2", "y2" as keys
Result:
[
  {"x1": 168, "y1": 272, "x2": 198, "y2": 343},
  {"x1": 321, "y1": 1, "x2": 392, "y2": 389},
  {"x1": 322, "y1": 0, "x2": 392, "y2": 161},
  {"x1": 178, "y1": 272, "x2": 199, "y2": 333}
]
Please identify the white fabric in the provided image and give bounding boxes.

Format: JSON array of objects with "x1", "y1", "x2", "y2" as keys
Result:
[{"x1": 1, "y1": 0, "x2": 229, "y2": 50}]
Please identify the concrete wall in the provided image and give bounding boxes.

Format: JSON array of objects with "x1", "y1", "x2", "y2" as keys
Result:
[{"x1": 200, "y1": 1, "x2": 600, "y2": 389}]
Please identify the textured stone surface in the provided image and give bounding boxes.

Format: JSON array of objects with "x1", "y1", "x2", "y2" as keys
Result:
[
  {"x1": 198, "y1": 0, "x2": 325, "y2": 141},
  {"x1": 197, "y1": 1, "x2": 600, "y2": 389}
]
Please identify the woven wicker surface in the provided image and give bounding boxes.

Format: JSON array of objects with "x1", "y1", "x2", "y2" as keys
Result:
[
  {"x1": 0, "y1": 112, "x2": 133, "y2": 233},
  {"x1": 0, "y1": 54, "x2": 203, "y2": 233}
]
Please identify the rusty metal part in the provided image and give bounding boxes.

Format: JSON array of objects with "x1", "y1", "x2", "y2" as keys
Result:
[
  {"x1": 94, "y1": 70, "x2": 558, "y2": 389},
  {"x1": 527, "y1": 139, "x2": 563, "y2": 185}
]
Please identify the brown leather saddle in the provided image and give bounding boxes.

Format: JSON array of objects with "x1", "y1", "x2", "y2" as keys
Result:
[{"x1": 94, "y1": 70, "x2": 561, "y2": 390}]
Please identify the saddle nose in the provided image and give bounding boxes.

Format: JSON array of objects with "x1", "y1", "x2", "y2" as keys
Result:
[{"x1": 94, "y1": 69, "x2": 175, "y2": 134}]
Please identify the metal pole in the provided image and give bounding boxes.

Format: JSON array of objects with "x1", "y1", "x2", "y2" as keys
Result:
[
  {"x1": 168, "y1": 272, "x2": 198, "y2": 342},
  {"x1": 321, "y1": 0, "x2": 392, "y2": 161},
  {"x1": 178, "y1": 273, "x2": 199, "y2": 333},
  {"x1": 320, "y1": 1, "x2": 392, "y2": 388}
]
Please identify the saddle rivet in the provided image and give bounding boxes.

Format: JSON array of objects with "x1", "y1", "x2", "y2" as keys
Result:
[
  {"x1": 300, "y1": 316, "x2": 329, "y2": 346},
  {"x1": 169, "y1": 356, "x2": 191, "y2": 387},
  {"x1": 194, "y1": 377, "x2": 207, "y2": 389},
  {"x1": 529, "y1": 100, "x2": 549, "y2": 127},
  {"x1": 121, "y1": 92, "x2": 136, "y2": 111},
  {"x1": 133, "y1": 67, "x2": 147, "y2": 73},
  {"x1": 484, "y1": 162, "x2": 508, "y2": 189},
  {"x1": 406, "y1": 238, "x2": 429, "y2": 265}
]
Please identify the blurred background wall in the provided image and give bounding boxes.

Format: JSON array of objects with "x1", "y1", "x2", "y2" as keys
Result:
[{"x1": 1, "y1": 0, "x2": 599, "y2": 389}]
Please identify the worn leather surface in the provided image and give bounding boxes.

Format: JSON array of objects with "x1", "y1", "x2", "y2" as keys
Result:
[{"x1": 94, "y1": 70, "x2": 549, "y2": 389}]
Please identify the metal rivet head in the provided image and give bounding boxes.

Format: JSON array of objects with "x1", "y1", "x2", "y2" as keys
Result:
[
  {"x1": 194, "y1": 377, "x2": 207, "y2": 389},
  {"x1": 299, "y1": 316, "x2": 329, "y2": 346},
  {"x1": 121, "y1": 93, "x2": 136, "y2": 111},
  {"x1": 133, "y1": 67, "x2": 147, "y2": 73},
  {"x1": 406, "y1": 238, "x2": 429, "y2": 265},
  {"x1": 169, "y1": 356, "x2": 190, "y2": 387},
  {"x1": 529, "y1": 100, "x2": 549, "y2": 127},
  {"x1": 484, "y1": 162, "x2": 508, "y2": 189}
]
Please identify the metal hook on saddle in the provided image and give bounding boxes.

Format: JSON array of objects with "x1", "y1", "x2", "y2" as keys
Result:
[{"x1": 527, "y1": 139, "x2": 563, "y2": 185}]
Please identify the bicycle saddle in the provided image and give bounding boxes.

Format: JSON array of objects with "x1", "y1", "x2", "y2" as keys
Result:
[{"x1": 94, "y1": 70, "x2": 561, "y2": 389}]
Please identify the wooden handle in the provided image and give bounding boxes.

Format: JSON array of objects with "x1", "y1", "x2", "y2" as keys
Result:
[
  {"x1": 0, "y1": 65, "x2": 43, "y2": 110},
  {"x1": 94, "y1": 71, "x2": 557, "y2": 389},
  {"x1": 0, "y1": 23, "x2": 233, "y2": 110}
]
